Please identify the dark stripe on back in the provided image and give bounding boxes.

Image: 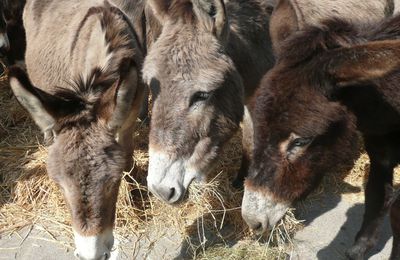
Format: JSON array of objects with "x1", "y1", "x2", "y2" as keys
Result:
[{"x1": 70, "y1": 6, "x2": 104, "y2": 56}]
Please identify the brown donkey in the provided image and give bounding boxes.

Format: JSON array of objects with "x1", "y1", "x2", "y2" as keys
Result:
[
  {"x1": 143, "y1": 0, "x2": 275, "y2": 204},
  {"x1": 241, "y1": 15, "x2": 400, "y2": 259},
  {"x1": 9, "y1": 1, "x2": 144, "y2": 259}
]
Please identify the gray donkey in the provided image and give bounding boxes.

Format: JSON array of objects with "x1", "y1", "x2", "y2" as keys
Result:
[
  {"x1": 142, "y1": 0, "x2": 275, "y2": 204},
  {"x1": 9, "y1": 0, "x2": 144, "y2": 259}
]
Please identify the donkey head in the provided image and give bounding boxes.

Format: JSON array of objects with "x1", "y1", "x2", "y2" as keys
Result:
[
  {"x1": 242, "y1": 72, "x2": 358, "y2": 232},
  {"x1": 143, "y1": 0, "x2": 244, "y2": 204},
  {"x1": 241, "y1": 20, "x2": 400, "y2": 233},
  {"x1": 9, "y1": 60, "x2": 138, "y2": 260}
]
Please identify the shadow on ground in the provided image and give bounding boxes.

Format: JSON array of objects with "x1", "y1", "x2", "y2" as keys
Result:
[{"x1": 316, "y1": 202, "x2": 392, "y2": 260}]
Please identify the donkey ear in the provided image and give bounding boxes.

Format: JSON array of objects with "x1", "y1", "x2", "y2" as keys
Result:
[
  {"x1": 194, "y1": 0, "x2": 229, "y2": 41},
  {"x1": 327, "y1": 40, "x2": 400, "y2": 85},
  {"x1": 8, "y1": 66, "x2": 56, "y2": 133},
  {"x1": 270, "y1": 0, "x2": 299, "y2": 56},
  {"x1": 100, "y1": 59, "x2": 139, "y2": 131}
]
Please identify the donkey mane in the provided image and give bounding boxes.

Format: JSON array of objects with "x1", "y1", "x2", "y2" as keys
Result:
[
  {"x1": 278, "y1": 19, "x2": 361, "y2": 66},
  {"x1": 280, "y1": 14, "x2": 400, "y2": 67},
  {"x1": 366, "y1": 14, "x2": 400, "y2": 41},
  {"x1": 71, "y1": 1, "x2": 142, "y2": 71}
]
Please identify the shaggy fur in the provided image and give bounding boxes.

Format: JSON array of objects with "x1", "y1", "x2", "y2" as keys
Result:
[
  {"x1": 270, "y1": 0, "x2": 391, "y2": 56},
  {"x1": 246, "y1": 14, "x2": 400, "y2": 260},
  {"x1": 142, "y1": 0, "x2": 275, "y2": 203},
  {"x1": 14, "y1": 0, "x2": 144, "y2": 242}
]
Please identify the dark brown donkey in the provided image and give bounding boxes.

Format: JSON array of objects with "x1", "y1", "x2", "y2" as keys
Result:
[
  {"x1": 143, "y1": 0, "x2": 275, "y2": 204},
  {"x1": 9, "y1": 1, "x2": 144, "y2": 259},
  {"x1": 241, "y1": 15, "x2": 400, "y2": 259}
]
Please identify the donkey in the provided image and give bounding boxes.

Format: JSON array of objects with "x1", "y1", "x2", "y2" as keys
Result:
[
  {"x1": 241, "y1": 14, "x2": 400, "y2": 259},
  {"x1": 10, "y1": 1, "x2": 144, "y2": 259},
  {"x1": 142, "y1": 0, "x2": 275, "y2": 204}
]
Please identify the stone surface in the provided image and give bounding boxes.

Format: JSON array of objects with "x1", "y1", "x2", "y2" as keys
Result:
[
  {"x1": 0, "y1": 192, "x2": 394, "y2": 260},
  {"x1": 292, "y1": 192, "x2": 392, "y2": 260}
]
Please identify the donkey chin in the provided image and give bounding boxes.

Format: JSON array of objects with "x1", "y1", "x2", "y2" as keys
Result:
[
  {"x1": 241, "y1": 189, "x2": 290, "y2": 235},
  {"x1": 73, "y1": 228, "x2": 114, "y2": 260},
  {"x1": 147, "y1": 149, "x2": 205, "y2": 204}
]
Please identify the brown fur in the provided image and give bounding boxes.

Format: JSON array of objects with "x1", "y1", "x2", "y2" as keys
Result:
[
  {"x1": 270, "y1": 0, "x2": 391, "y2": 56},
  {"x1": 247, "y1": 15, "x2": 400, "y2": 259}
]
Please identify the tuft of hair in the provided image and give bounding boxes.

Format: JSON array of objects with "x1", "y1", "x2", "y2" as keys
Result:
[
  {"x1": 58, "y1": 67, "x2": 116, "y2": 103},
  {"x1": 52, "y1": 64, "x2": 127, "y2": 126}
]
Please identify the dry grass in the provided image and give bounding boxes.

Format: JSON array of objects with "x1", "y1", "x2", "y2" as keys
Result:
[
  {"x1": 0, "y1": 64, "x2": 386, "y2": 259},
  {"x1": 0, "y1": 70, "x2": 303, "y2": 258}
]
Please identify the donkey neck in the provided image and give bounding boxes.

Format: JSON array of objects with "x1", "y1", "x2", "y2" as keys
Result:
[{"x1": 224, "y1": 0, "x2": 275, "y2": 102}]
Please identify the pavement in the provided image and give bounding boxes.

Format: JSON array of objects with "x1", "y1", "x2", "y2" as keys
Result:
[
  {"x1": 292, "y1": 192, "x2": 392, "y2": 260},
  {"x1": 0, "y1": 192, "x2": 393, "y2": 260}
]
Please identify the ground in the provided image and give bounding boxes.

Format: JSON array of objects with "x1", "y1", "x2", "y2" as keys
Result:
[{"x1": 0, "y1": 190, "x2": 393, "y2": 259}]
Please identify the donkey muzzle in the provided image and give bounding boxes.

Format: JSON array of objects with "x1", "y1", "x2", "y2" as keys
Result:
[
  {"x1": 241, "y1": 188, "x2": 290, "y2": 235},
  {"x1": 73, "y1": 229, "x2": 114, "y2": 260}
]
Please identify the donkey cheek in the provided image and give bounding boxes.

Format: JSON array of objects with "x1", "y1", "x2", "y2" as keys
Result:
[{"x1": 274, "y1": 164, "x2": 313, "y2": 201}]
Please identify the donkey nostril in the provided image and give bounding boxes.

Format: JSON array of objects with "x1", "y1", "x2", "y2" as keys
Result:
[
  {"x1": 156, "y1": 186, "x2": 179, "y2": 203},
  {"x1": 103, "y1": 251, "x2": 111, "y2": 260},
  {"x1": 254, "y1": 222, "x2": 262, "y2": 231},
  {"x1": 249, "y1": 222, "x2": 263, "y2": 233},
  {"x1": 168, "y1": 187, "x2": 175, "y2": 201}
]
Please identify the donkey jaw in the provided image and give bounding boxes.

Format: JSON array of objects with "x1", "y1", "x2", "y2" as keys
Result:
[
  {"x1": 241, "y1": 189, "x2": 290, "y2": 234},
  {"x1": 147, "y1": 149, "x2": 203, "y2": 204},
  {"x1": 73, "y1": 228, "x2": 114, "y2": 260}
]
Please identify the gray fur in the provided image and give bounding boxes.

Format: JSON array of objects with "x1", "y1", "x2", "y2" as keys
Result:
[
  {"x1": 143, "y1": 0, "x2": 275, "y2": 204},
  {"x1": 13, "y1": 1, "x2": 146, "y2": 258}
]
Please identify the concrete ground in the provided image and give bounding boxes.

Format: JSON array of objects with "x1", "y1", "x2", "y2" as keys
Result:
[
  {"x1": 0, "y1": 192, "x2": 393, "y2": 260},
  {"x1": 292, "y1": 192, "x2": 392, "y2": 260}
]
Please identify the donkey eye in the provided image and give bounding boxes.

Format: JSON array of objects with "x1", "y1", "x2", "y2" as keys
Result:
[
  {"x1": 209, "y1": 5, "x2": 216, "y2": 17},
  {"x1": 291, "y1": 137, "x2": 313, "y2": 148},
  {"x1": 189, "y1": 91, "x2": 212, "y2": 107}
]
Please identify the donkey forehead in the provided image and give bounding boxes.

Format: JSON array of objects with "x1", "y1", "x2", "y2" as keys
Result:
[
  {"x1": 259, "y1": 97, "x2": 338, "y2": 139},
  {"x1": 49, "y1": 129, "x2": 123, "y2": 170},
  {"x1": 143, "y1": 28, "x2": 234, "y2": 88}
]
